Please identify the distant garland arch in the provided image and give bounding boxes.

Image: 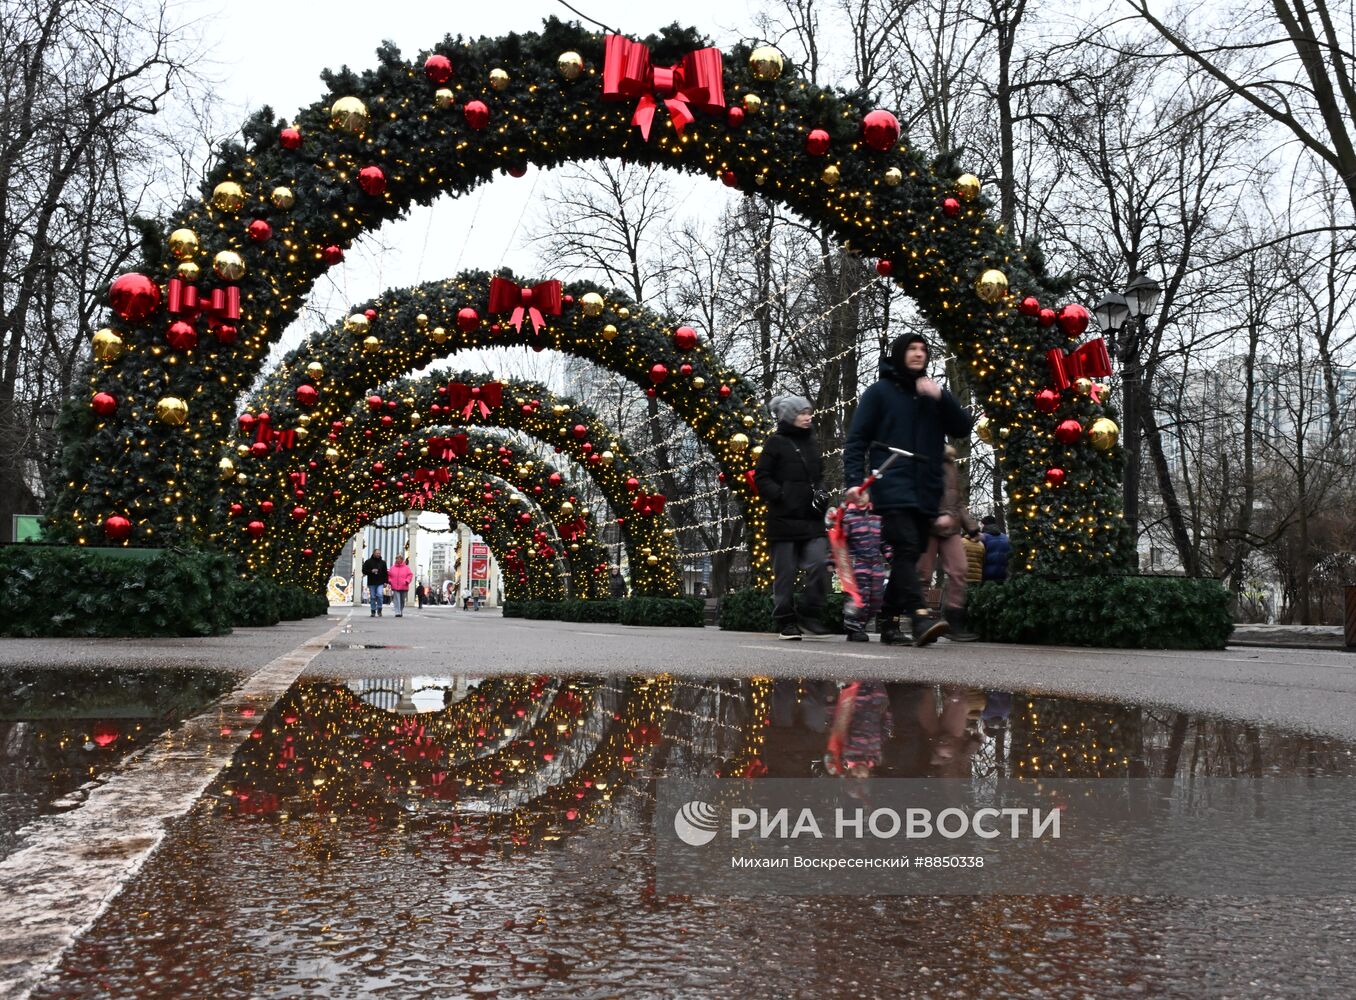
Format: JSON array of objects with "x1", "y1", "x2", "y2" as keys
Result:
[
  {"x1": 53, "y1": 18, "x2": 1130, "y2": 576},
  {"x1": 228, "y1": 373, "x2": 682, "y2": 594}
]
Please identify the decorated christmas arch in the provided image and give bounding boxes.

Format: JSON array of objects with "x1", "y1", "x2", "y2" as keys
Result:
[
  {"x1": 230, "y1": 373, "x2": 682, "y2": 594},
  {"x1": 295, "y1": 431, "x2": 617, "y2": 599},
  {"x1": 53, "y1": 17, "x2": 1129, "y2": 578}
]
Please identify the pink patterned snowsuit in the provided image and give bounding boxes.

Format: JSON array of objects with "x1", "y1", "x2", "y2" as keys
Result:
[{"x1": 842, "y1": 504, "x2": 887, "y2": 634}]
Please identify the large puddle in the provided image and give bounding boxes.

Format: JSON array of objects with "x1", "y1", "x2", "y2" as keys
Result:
[
  {"x1": 0, "y1": 667, "x2": 238, "y2": 861},
  {"x1": 30, "y1": 674, "x2": 1356, "y2": 998}
]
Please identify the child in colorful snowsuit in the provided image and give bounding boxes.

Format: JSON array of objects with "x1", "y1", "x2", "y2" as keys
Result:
[
  {"x1": 841, "y1": 502, "x2": 887, "y2": 641},
  {"x1": 826, "y1": 681, "x2": 893, "y2": 775}
]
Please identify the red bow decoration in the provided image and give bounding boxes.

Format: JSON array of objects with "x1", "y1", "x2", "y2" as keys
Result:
[
  {"x1": 602, "y1": 34, "x2": 725, "y2": 141},
  {"x1": 414, "y1": 467, "x2": 452, "y2": 485},
  {"x1": 288, "y1": 471, "x2": 307, "y2": 488},
  {"x1": 253, "y1": 415, "x2": 292, "y2": 451},
  {"x1": 446, "y1": 382, "x2": 503, "y2": 419},
  {"x1": 487, "y1": 277, "x2": 562, "y2": 334},
  {"x1": 559, "y1": 517, "x2": 589, "y2": 541},
  {"x1": 166, "y1": 276, "x2": 240, "y2": 326},
  {"x1": 426, "y1": 434, "x2": 469, "y2": 461},
  {"x1": 631, "y1": 491, "x2": 667, "y2": 515},
  {"x1": 1046, "y1": 337, "x2": 1112, "y2": 392}
]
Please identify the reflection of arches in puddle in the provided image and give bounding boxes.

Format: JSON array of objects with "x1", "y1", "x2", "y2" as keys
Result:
[{"x1": 347, "y1": 676, "x2": 476, "y2": 714}]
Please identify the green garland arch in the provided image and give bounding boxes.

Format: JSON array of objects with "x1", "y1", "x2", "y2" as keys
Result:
[
  {"x1": 230, "y1": 373, "x2": 683, "y2": 594},
  {"x1": 53, "y1": 17, "x2": 1131, "y2": 576}
]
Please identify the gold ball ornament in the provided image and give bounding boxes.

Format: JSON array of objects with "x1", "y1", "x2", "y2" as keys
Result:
[
  {"x1": 176, "y1": 261, "x2": 200, "y2": 281},
  {"x1": 974, "y1": 268, "x2": 1008, "y2": 303},
  {"x1": 1073, "y1": 377, "x2": 1093, "y2": 397},
  {"x1": 616, "y1": 307, "x2": 630, "y2": 320},
  {"x1": 600, "y1": 450, "x2": 614, "y2": 465},
  {"x1": 211, "y1": 182, "x2": 245, "y2": 213},
  {"x1": 559, "y1": 501, "x2": 575, "y2": 516},
  {"x1": 361, "y1": 336, "x2": 381, "y2": 353},
  {"x1": 752, "y1": 445, "x2": 764, "y2": 458},
  {"x1": 305, "y1": 362, "x2": 324, "y2": 381},
  {"x1": 218, "y1": 457, "x2": 235, "y2": 480},
  {"x1": 730, "y1": 432, "x2": 750, "y2": 451},
  {"x1": 235, "y1": 473, "x2": 248, "y2": 486},
  {"x1": 270, "y1": 186, "x2": 295, "y2": 210},
  {"x1": 955, "y1": 173, "x2": 982, "y2": 201},
  {"x1": 1088, "y1": 417, "x2": 1120, "y2": 452},
  {"x1": 329, "y1": 96, "x2": 369, "y2": 134},
  {"x1": 742, "y1": 415, "x2": 755, "y2": 427},
  {"x1": 324, "y1": 447, "x2": 341, "y2": 465},
  {"x1": 212, "y1": 250, "x2": 245, "y2": 281},
  {"x1": 430, "y1": 325, "x2": 448, "y2": 344},
  {"x1": 294, "y1": 426, "x2": 309, "y2": 442},
  {"x1": 883, "y1": 167, "x2": 903, "y2": 187},
  {"x1": 975, "y1": 415, "x2": 993, "y2": 445},
  {"x1": 92, "y1": 329, "x2": 125, "y2": 362},
  {"x1": 344, "y1": 313, "x2": 370, "y2": 335},
  {"x1": 297, "y1": 413, "x2": 311, "y2": 426},
  {"x1": 409, "y1": 412, "x2": 421, "y2": 427},
  {"x1": 167, "y1": 229, "x2": 199, "y2": 260},
  {"x1": 434, "y1": 88, "x2": 455, "y2": 109},
  {"x1": 600, "y1": 323, "x2": 618, "y2": 341},
  {"x1": 692, "y1": 376, "x2": 706, "y2": 390},
  {"x1": 489, "y1": 68, "x2": 510, "y2": 91},
  {"x1": 821, "y1": 164, "x2": 841, "y2": 187},
  {"x1": 580, "y1": 292, "x2": 605, "y2": 317},
  {"x1": 155, "y1": 396, "x2": 188, "y2": 426},
  {"x1": 742, "y1": 93, "x2": 763, "y2": 114},
  {"x1": 415, "y1": 313, "x2": 429, "y2": 329},
  {"x1": 646, "y1": 554, "x2": 660, "y2": 566},
  {"x1": 748, "y1": 46, "x2": 784, "y2": 81},
  {"x1": 236, "y1": 444, "x2": 251, "y2": 458},
  {"x1": 557, "y1": 51, "x2": 584, "y2": 80}
]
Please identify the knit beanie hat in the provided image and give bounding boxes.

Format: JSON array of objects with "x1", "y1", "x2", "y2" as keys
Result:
[{"x1": 770, "y1": 394, "x2": 812, "y2": 423}]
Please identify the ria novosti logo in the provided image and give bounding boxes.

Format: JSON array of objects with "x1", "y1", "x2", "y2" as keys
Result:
[{"x1": 674, "y1": 800, "x2": 720, "y2": 846}]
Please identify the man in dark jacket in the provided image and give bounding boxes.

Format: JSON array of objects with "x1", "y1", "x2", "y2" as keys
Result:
[
  {"x1": 754, "y1": 394, "x2": 831, "y2": 640},
  {"x1": 980, "y1": 515, "x2": 1011, "y2": 582},
  {"x1": 361, "y1": 549, "x2": 389, "y2": 617},
  {"x1": 844, "y1": 334, "x2": 973, "y2": 645}
]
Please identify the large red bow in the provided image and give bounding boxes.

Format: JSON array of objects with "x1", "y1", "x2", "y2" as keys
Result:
[
  {"x1": 446, "y1": 382, "x2": 503, "y2": 419},
  {"x1": 602, "y1": 34, "x2": 725, "y2": 141},
  {"x1": 559, "y1": 517, "x2": 589, "y2": 541},
  {"x1": 488, "y1": 277, "x2": 562, "y2": 334},
  {"x1": 166, "y1": 276, "x2": 240, "y2": 326},
  {"x1": 426, "y1": 433, "x2": 469, "y2": 461},
  {"x1": 631, "y1": 491, "x2": 667, "y2": 515},
  {"x1": 1047, "y1": 337, "x2": 1112, "y2": 391},
  {"x1": 252, "y1": 414, "x2": 296, "y2": 452}
]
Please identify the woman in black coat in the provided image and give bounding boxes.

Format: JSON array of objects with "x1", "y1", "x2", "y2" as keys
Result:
[{"x1": 754, "y1": 394, "x2": 830, "y2": 640}]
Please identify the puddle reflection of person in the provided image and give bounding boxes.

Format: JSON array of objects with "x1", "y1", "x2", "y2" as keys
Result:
[
  {"x1": 826, "y1": 681, "x2": 892, "y2": 777},
  {"x1": 915, "y1": 686, "x2": 984, "y2": 777}
]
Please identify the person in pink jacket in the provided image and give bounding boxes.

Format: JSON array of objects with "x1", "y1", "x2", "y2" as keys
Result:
[{"x1": 387, "y1": 555, "x2": 414, "y2": 617}]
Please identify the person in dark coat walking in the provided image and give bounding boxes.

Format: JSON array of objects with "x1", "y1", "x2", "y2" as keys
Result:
[
  {"x1": 361, "y1": 550, "x2": 389, "y2": 617},
  {"x1": 844, "y1": 334, "x2": 973, "y2": 646},
  {"x1": 754, "y1": 395, "x2": 831, "y2": 640},
  {"x1": 980, "y1": 515, "x2": 1011, "y2": 582}
]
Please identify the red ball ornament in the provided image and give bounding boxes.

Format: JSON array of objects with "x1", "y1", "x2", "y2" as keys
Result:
[
  {"x1": 548, "y1": 472, "x2": 562, "y2": 485},
  {"x1": 291, "y1": 506, "x2": 308, "y2": 521},
  {"x1": 91, "y1": 392, "x2": 117, "y2": 416},
  {"x1": 1038, "y1": 308, "x2": 1057, "y2": 328},
  {"x1": 279, "y1": 126, "x2": 302, "y2": 150},
  {"x1": 424, "y1": 53, "x2": 453, "y2": 84},
  {"x1": 463, "y1": 100, "x2": 490, "y2": 130},
  {"x1": 109, "y1": 273, "x2": 161, "y2": 322},
  {"x1": 367, "y1": 395, "x2": 383, "y2": 410},
  {"x1": 1055, "y1": 419, "x2": 1084, "y2": 444},
  {"x1": 1044, "y1": 467, "x2": 1067, "y2": 487},
  {"x1": 380, "y1": 414, "x2": 394, "y2": 427},
  {"x1": 322, "y1": 244, "x2": 344, "y2": 265},
  {"x1": 238, "y1": 413, "x2": 256, "y2": 432},
  {"x1": 1034, "y1": 388, "x2": 1060, "y2": 414},
  {"x1": 506, "y1": 164, "x2": 527, "y2": 178},
  {"x1": 295, "y1": 384, "x2": 319, "y2": 407},
  {"x1": 646, "y1": 387, "x2": 656, "y2": 398},
  {"x1": 358, "y1": 165, "x2": 387, "y2": 196},
  {"x1": 166, "y1": 320, "x2": 197, "y2": 351},
  {"x1": 680, "y1": 363, "x2": 693, "y2": 376},
  {"x1": 456, "y1": 307, "x2": 480, "y2": 332},
  {"x1": 861, "y1": 109, "x2": 901, "y2": 151},
  {"x1": 805, "y1": 128, "x2": 831, "y2": 156},
  {"x1": 572, "y1": 424, "x2": 588, "y2": 439},
  {"x1": 648, "y1": 364, "x2": 669, "y2": 385},
  {"x1": 251, "y1": 441, "x2": 270, "y2": 457},
  {"x1": 103, "y1": 515, "x2": 132, "y2": 540},
  {"x1": 726, "y1": 106, "x2": 745, "y2": 128},
  {"x1": 1018, "y1": 295, "x2": 1041, "y2": 317},
  {"x1": 942, "y1": 197, "x2": 961, "y2": 217},
  {"x1": 228, "y1": 503, "x2": 244, "y2": 517},
  {"x1": 246, "y1": 520, "x2": 266, "y2": 539},
  {"x1": 364, "y1": 308, "x2": 377, "y2": 321},
  {"x1": 674, "y1": 326, "x2": 698, "y2": 350},
  {"x1": 721, "y1": 170, "x2": 737, "y2": 187},
  {"x1": 215, "y1": 324, "x2": 238, "y2": 344},
  {"x1": 625, "y1": 477, "x2": 640, "y2": 491},
  {"x1": 719, "y1": 384, "x2": 732, "y2": 398},
  {"x1": 876, "y1": 259, "x2": 893, "y2": 277},
  {"x1": 247, "y1": 219, "x2": 272, "y2": 242},
  {"x1": 301, "y1": 548, "x2": 313, "y2": 558},
  {"x1": 371, "y1": 461, "x2": 385, "y2": 475},
  {"x1": 260, "y1": 501, "x2": 274, "y2": 515},
  {"x1": 1058, "y1": 303, "x2": 1090, "y2": 338}
]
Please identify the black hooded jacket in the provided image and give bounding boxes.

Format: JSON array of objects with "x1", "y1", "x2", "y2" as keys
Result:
[
  {"x1": 754, "y1": 422, "x2": 826, "y2": 542},
  {"x1": 843, "y1": 356, "x2": 973, "y2": 516}
]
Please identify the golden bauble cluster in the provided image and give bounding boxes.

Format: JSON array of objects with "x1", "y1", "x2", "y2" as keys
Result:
[
  {"x1": 330, "y1": 96, "x2": 369, "y2": 134},
  {"x1": 168, "y1": 228, "x2": 199, "y2": 259},
  {"x1": 211, "y1": 182, "x2": 245, "y2": 213},
  {"x1": 361, "y1": 336, "x2": 381, "y2": 353},
  {"x1": 974, "y1": 268, "x2": 1008, "y2": 303},
  {"x1": 748, "y1": 45, "x2": 784, "y2": 80},
  {"x1": 92, "y1": 328, "x2": 124, "y2": 362},
  {"x1": 324, "y1": 447, "x2": 341, "y2": 464},
  {"x1": 1073, "y1": 377, "x2": 1093, "y2": 397},
  {"x1": 155, "y1": 396, "x2": 188, "y2": 426},
  {"x1": 212, "y1": 250, "x2": 245, "y2": 281},
  {"x1": 557, "y1": 51, "x2": 584, "y2": 80},
  {"x1": 579, "y1": 292, "x2": 605, "y2": 317}
]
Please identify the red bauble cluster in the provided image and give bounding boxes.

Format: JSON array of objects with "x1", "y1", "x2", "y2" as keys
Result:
[
  {"x1": 109, "y1": 273, "x2": 161, "y2": 322},
  {"x1": 424, "y1": 54, "x2": 453, "y2": 84},
  {"x1": 674, "y1": 326, "x2": 698, "y2": 350},
  {"x1": 464, "y1": 100, "x2": 489, "y2": 130},
  {"x1": 358, "y1": 165, "x2": 387, "y2": 196},
  {"x1": 861, "y1": 109, "x2": 900, "y2": 151},
  {"x1": 805, "y1": 129, "x2": 830, "y2": 156}
]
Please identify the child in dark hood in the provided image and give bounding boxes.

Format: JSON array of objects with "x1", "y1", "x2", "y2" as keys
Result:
[{"x1": 843, "y1": 334, "x2": 973, "y2": 646}]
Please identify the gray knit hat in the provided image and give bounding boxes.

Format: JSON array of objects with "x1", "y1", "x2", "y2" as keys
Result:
[{"x1": 770, "y1": 394, "x2": 812, "y2": 423}]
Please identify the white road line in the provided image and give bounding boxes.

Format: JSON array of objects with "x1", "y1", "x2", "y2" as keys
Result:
[
  {"x1": 740, "y1": 643, "x2": 894, "y2": 660},
  {"x1": 0, "y1": 614, "x2": 352, "y2": 1000}
]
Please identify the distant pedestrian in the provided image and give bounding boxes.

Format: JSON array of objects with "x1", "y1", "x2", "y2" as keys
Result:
[
  {"x1": 610, "y1": 568, "x2": 628, "y2": 599},
  {"x1": 361, "y1": 550, "x2": 389, "y2": 617},
  {"x1": 388, "y1": 555, "x2": 413, "y2": 617},
  {"x1": 415, "y1": 583, "x2": 426, "y2": 609},
  {"x1": 980, "y1": 515, "x2": 1011, "y2": 582},
  {"x1": 754, "y1": 394, "x2": 830, "y2": 641},
  {"x1": 915, "y1": 445, "x2": 979, "y2": 641}
]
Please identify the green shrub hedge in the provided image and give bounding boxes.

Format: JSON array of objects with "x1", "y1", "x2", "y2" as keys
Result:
[
  {"x1": 0, "y1": 545, "x2": 328, "y2": 637},
  {"x1": 498, "y1": 597, "x2": 703, "y2": 627},
  {"x1": 718, "y1": 588, "x2": 848, "y2": 633},
  {"x1": 967, "y1": 575, "x2": 1232, "y2": 649}
]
